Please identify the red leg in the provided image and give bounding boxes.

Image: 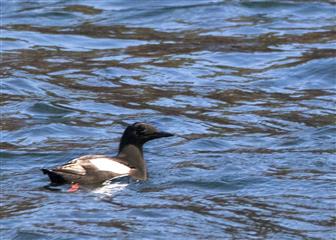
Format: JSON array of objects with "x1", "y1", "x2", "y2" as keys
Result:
[{"x1": 68, "y1": 183, "x2": 80, "y2": 192}]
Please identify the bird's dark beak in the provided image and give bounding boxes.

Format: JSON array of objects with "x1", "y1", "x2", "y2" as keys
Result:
[
  {"x1": 155, "y1": 131, "x2": 174, "y2": 138},
  {"x1": 146, "y1": 131, "x2": 174, "y2": 141}
]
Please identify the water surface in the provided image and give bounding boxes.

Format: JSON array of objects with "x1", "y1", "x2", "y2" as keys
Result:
[{"x1": 1, "y1": 1, "x2": 336, "y2": 239}]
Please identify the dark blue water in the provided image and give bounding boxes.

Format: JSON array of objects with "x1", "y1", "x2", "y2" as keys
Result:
[{"x1": 1, "y1": 1, "x2": 336, "y2": 239}]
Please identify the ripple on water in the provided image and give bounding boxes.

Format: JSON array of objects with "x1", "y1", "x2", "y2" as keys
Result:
[{"x1": 1, "y1": 0, "x2": 336, "y2": 239}]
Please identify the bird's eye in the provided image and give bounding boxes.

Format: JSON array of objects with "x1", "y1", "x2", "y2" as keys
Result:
[{"x1": 136, "y1": 125, "x2": 146, "y2": 135}]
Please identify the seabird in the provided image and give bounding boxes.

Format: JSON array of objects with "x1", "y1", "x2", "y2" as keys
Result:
[{"x1": 42, "y1": 122, "x2": 173, "y2": 191}]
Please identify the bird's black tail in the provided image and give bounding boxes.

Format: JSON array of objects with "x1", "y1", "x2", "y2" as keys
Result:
[{"x1": 41, "y1": 169, "x2": 66, "y2": 185}]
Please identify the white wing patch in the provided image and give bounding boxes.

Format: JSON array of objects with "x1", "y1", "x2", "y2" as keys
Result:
[{"x1": 89, "y1": 158, "x2": 131, "y2": 175}]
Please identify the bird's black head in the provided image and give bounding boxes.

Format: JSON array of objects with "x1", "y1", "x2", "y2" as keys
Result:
[{"x1": 119, "y1": 122, "x2": 174, "y2": 148}]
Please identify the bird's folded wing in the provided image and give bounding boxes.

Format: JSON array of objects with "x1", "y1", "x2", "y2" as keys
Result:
[{"x1": 54, "y1": 162, "x2": 86, "y2": 175}]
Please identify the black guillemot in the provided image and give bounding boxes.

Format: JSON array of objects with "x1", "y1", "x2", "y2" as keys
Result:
[{"x1": 42, "y1": 122, "x2": 173, "y2": 190}]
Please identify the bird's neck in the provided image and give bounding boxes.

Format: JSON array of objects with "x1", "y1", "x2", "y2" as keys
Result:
[{"x1": 117, "y1": 143, "x2": 147, "y2": 180}]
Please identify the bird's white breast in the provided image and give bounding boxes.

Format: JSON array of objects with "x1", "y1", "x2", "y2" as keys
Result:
[{"x1": 89, "y1": 158, "x2": 131, "y2": 174}]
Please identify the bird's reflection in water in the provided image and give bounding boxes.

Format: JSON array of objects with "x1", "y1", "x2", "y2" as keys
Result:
[
  {"x1": 42, "y1": 176, "x2": 131, "y2": 196},
  {"x1": 92, "y1": 176, "x2": 130, "y2": 197}
]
